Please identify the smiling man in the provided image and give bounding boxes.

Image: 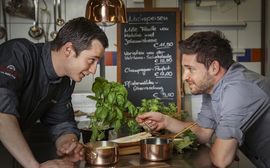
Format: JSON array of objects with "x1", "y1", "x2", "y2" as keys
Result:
[
  {"x1": 0, "y1": 17, "x2": 108, "y2": 168},
  {"x1": 136, "y1": 31, "x2": 270, "y2": 168}
]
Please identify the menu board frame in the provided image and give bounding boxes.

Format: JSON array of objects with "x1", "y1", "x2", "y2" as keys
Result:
[{"x1": 117, "y1": 8, "x2": 181, "y2": 113}]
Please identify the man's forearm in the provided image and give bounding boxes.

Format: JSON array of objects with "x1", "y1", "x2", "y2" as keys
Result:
[
  {"x1": 0, "y1": 113, "x2": 40, "y2": 168},
  {"x1": 210, "y1": 138, "x2": 238, "y2": 167},
  {"x1": 164, "y1": 115, "x2": 195, "y2": 133}
]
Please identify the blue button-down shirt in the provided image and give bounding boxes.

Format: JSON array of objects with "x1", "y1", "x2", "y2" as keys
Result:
[{"x1": 197, "y1": 62, "x2": 270, "y2": 167}]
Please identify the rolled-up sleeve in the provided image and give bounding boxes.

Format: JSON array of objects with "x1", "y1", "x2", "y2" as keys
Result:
[
  {"x1": 215, "y1": 82, "x2": 268, "y2": 145},
  {"x1": 49, "y1": 121, "x2": 79, "y2": 142}
]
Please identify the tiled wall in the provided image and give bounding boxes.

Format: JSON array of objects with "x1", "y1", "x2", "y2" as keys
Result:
[
  {"x1": 0, "y1": 0, "x2": 263, "y2": 93},
  {"x1": 184, "y1": 0, "x2": 261, "y2": 48}
]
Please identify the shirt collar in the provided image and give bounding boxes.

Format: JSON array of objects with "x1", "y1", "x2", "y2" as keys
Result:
[{"x1": 42, "y1": 42, "x2": 62, "y2": 83}]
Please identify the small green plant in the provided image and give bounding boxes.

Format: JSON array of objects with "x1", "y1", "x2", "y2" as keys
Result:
[
  {"x1": 87, "y1": 78, "x2": 189, "y2": 143},
  {"x1": 87, "y1": 77, "x2": 138, "y2": 141},
  {"x1": 136, "y1": 98, "x2": 198, "y2": 153},
  {"x1": 173, "y1": 130, "x2": 198, "y2": 153},
  {"x1": 137, "y1": 98, "x2": 179, "y2": 118},
  {"x1": 126, "y1": 98, "x2": 180, "y2": 134}
]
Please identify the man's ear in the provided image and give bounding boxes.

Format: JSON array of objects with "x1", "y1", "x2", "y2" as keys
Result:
[
  {"x1": 209, "y1": 60, "x2": 220, "y2": 75},
  {"x1": 63, "y1": 42, "x2": 73, "y2": 56}
]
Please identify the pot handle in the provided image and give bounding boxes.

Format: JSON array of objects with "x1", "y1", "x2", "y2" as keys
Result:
[
  {"x1": 85, "y1": 148, "x2": 98, "y2": 160},
  {"x1": 90, "y1": 151, "x2": 97, "y2": 159},
  {"x1": 82, "y1": 143, "x2": 98, "y2": 159}
]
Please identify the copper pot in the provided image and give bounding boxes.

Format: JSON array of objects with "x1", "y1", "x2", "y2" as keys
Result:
[
  {"x1": 85, "y1": 141, "x2": 119, "y2": 166},
  {"x1": 140, "y1": 138, "x2": 173, "y2": 161}
]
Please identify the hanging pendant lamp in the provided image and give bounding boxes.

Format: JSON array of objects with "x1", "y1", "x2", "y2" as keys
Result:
[{"x1": 85, "y1": 0, "x2": 127, "y2": 26}]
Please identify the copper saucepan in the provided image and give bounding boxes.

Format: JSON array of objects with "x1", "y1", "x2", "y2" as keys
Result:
[
  {"x1": 84, "y1": 141, "x2": 119, "y2": 166},
  {"x1": 140, "y1": 137, "x2": 173, "y2": 161}
]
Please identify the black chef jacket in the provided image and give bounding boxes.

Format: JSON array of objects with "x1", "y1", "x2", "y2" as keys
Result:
[{"x1": 0, "y1": 38, "x2": 80, "y2": 141}]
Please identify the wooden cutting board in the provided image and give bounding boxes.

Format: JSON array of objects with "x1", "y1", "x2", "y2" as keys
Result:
[{"x1": 119, "y1": 145, "x2": 140, "y2": 155}]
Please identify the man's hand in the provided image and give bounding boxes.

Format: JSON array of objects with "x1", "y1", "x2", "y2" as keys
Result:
[
  {"x1": 55, "y1": 134, "x2": 85, "y2": 162},
  {"x1": 136, "y1": 112, "x2": 167, "y2": 131}
]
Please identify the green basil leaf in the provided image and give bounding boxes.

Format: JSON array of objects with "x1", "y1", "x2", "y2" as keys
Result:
[
  {"x1": 97, "y1": 132, "x2": 105, "y2": 140},
  {"x1": 114, "y1": 120, "x2": 121, "y2": 131},
  {"x1": 107, "y1": 92, "x2": 115, "y2": 104},
  {"x1": 100, "y1": 107, "x2": 109, "y2": 120},
  {"x1": 116, "y1": 94, "x2": 125, "y2": 107},
  {"x1": 115, "y1": 107, "x2": 123, "y2": 120}
]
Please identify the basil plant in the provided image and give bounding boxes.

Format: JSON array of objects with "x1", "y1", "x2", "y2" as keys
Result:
[{"x1": 87, "y1": 77, "x2": 141, "y2": 141}]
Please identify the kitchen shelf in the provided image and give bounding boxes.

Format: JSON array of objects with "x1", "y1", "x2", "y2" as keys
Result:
[{"x1": 185, "y1": 21, "x2": 247, "y2": 27}]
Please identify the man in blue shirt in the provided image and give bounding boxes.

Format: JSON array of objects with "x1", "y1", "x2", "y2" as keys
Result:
[
  {"x1": 137, "y1": 31, "x2": 270, "y2": 168},
  {"x1": 0, "y1": 17, "x2": 108, "y2": 168}
]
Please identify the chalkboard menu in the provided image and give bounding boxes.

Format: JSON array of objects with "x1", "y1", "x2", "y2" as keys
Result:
[{"x1": 117, "y1": 8, "x2": 181, "y2": 109}]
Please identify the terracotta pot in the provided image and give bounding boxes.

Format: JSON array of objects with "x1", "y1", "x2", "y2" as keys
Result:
[{"x1": 80, "y1": 128, "x2": 112, "y2": 143}]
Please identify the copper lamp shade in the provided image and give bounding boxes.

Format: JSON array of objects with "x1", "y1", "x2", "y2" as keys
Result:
[{"x1": 85, "y1": 0, "x2": 127, "y2": 26}]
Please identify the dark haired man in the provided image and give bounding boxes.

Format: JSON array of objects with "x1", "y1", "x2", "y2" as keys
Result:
[
  {"x1": 137, "y1": 31, "x2": 270, "y2": 168},
  {"x1": 0, "y1": 17, "x2": 108, "y2": 168}
]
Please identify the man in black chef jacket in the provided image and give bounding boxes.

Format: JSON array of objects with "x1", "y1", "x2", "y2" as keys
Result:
[{"x1": 0, "y1": 17, "x2": 108, "y2": 168}]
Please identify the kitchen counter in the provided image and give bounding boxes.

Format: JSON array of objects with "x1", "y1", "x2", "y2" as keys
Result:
[{"x1": 79, "y1": 145, "x2": 239, "y2": 168}]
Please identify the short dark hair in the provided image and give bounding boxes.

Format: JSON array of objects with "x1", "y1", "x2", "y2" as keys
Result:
[
  {"x1": 179, "y1": 30, "x2": 233, "y2": 69},
  {"x1": 51, "y1": 17, "x2": 108, "y2": 55}
]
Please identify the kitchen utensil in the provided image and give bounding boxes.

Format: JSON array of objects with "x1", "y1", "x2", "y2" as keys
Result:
[
  {"x1": 142, "y1": 121, "x2": 151, "y2": 133},
  {"x1": 5, "y1": 0, "x2": 34, "y2": 19},
  {"x1": 0, "y1": 26, "x2": 6, "y2": 39},
  {"x1": 142, "y1": 121, "x2": 161, "y2": 136},
  {"x1": 56, "y1": 0, "x2": 64, "y2": 26},
  {"x1": 158, "y1": 122, "x2": 198, "y2": 139},
  {"x1": 40, "y1": 0, "x2": 50, "y2": 42},
  {"x1": 50, "y1": 0, "x2": 58, "y2": 39},
  {"x1": 84, "y1": 141, "x2": 119, "y2": 166},
  {"x1": 140, "y1": 137, "x2": 173, "y2": 161},
  {"x1": 0, "y1": 0, "x2": 7, "y2": 40},
  {"x1": 173, "y1": 122, "x2": 197, "y2": 139},
  {"x1": 28, "y1": 0, "x2": 43, "y2": 39},
  {"x1": 111, "y1": 131, "x2": 152, "y2": 144}
]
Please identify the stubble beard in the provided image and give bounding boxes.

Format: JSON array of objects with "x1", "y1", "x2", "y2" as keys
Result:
[{"x1": 189, "y1": 73, "x2": 214, "y2": 95}]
